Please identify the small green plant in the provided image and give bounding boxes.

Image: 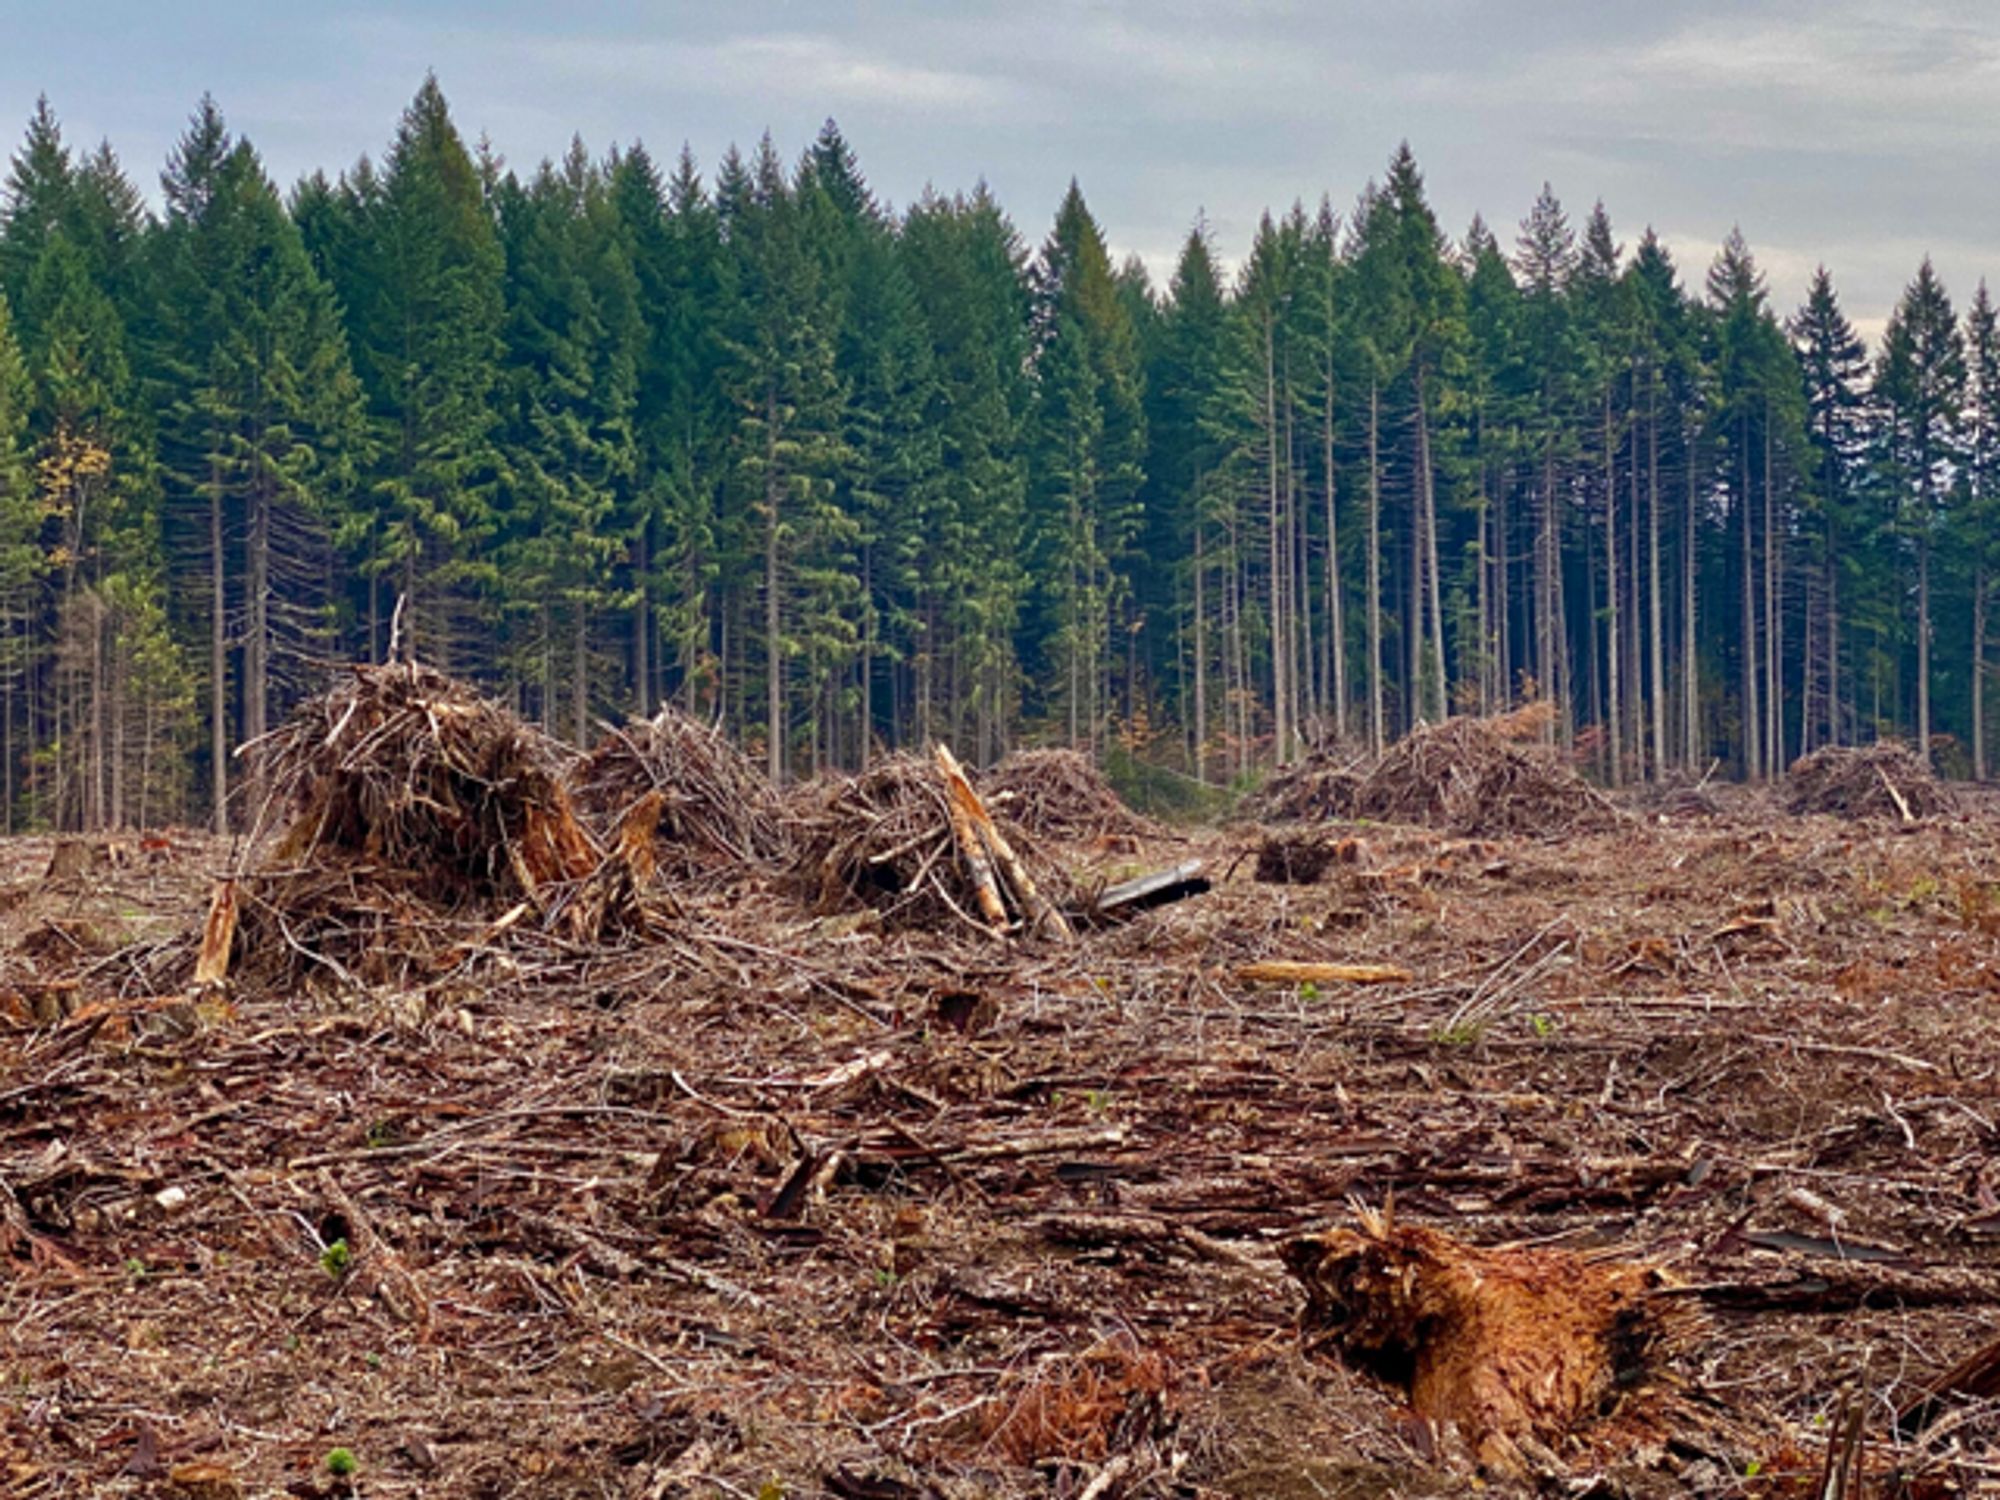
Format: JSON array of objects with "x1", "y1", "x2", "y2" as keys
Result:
[
  {"x1": 1743, "y1": 1458, "x2": 1762, "y2": 1478},
  {"x1": 364, "y1": 1351, "x2": 382, "y2": 1371},
  {"x1": 1297, "y1": 981, "x2": 1321, "y2": 1003},
  {"x1": 1431, "y1": 1020, "x2": 1486, "y2": 1047},
  {"x1": 872, "y1": 1267, "x2": 897, "y2": 1289},
  {"x1": 325, "y1": 1447, "x2": 358, "y2": 1477},
  {"x1": 1084, "y1": 1088, "x2": 1110, "y2": 1115},
  {"x1": 1529, "y1": 1012, "x2": 1557, "y2": 1038},
  {"x1": 319, "y1": 1238, "x2": 352, "y2": 1279},
  {"x1": 123, "y1": 1257, "x2": 148, "y2": 1280}
]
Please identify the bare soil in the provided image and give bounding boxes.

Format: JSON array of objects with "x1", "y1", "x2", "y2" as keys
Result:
[{"x1": 4, "y1": 794, "x2": 2000, "y2": 1498}]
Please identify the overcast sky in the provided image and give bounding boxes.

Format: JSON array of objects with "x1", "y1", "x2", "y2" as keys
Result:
[{"x1": 8, "y1": 0, "x2": 1999, "y2": 345}]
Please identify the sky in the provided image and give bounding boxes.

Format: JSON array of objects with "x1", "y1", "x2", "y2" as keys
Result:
[{"x1": 6, "y1": 0, "x2": 1999, "y2": 346}]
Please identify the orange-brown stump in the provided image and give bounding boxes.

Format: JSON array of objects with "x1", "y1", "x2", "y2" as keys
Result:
[{"x1": 1282, "y1": 1210, "x2": 1689, "y2": 1476}]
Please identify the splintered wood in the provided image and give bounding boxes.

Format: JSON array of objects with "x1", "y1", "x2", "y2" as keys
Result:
[
  {"x1": 935, "y1": 743, "x2": 1073, "y2": 942},
  {"x1": 1283, "y1": 1210, "x2": 1692, "y2": 1476}
]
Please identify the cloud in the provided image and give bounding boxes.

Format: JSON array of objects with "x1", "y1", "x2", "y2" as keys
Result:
[{"x1": 534, "y1": 31, "x2": 1021, "y2": 115}]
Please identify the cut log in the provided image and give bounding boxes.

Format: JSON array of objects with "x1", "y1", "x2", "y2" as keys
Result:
[
  {"x1": 935, "y1": 743, "x2": 1073, "y2": 940},
  {"x1": 935, "y1": 748, "x2": 1009, "y2": 931},
  {"x1": 1237, "y1": 960, "x2": 1412, "y2": 987},
  {"x1": 1094, "y1": 860, "x2": 1210, "y2": 916}
]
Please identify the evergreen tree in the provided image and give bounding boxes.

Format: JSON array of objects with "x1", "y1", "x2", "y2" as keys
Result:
[
  {"x1": 154, "y1": 103, "x2": 367, "y2": 827},
  {"x1": 1961, "y1": 283, "x2": 2000, "y2": 776},
  {"x1": 495, "y1": 140, "x2": 638, "y2": 745},
  {"x1": 0, "y1": 291, "x2": 35, "y2": 827},
  {"x1": 367, "y1": 75, "x2": 506, "y2": 667},
  {"x1": 1875, "y1": 258, "x2": 1965, "y2": 760},
  {"x1": 1026, "y1": 181, "x2": 1145, "y2": 748},
  {"x1": 1789, "y1": 267, "x2": 1871, "y2": 751}
]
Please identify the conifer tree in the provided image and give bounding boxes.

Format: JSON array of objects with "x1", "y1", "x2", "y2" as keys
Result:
[
  {"x1": 1026, "y1": 182, "x2": 1145, "y2": 749},
  {"x1": 1875, "y1": 258, "x2": 1965, "y2": 761},
  {"x1": 368, "y1": 76, "x2": 506, "y2": 668},
  {"x1": 1790, "y1": 268, "x2": 1870, "y2": 751},
  {"x1": 0, "y1": 291, "x2": 33, "y2": 827},
  {"x1": 1962, "y1": 283, "x2": 2000, "y2": 776}
]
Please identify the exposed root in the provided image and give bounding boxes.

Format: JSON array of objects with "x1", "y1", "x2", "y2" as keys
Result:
[{"x1": 1283, "y1": 1209, "x2": 1692, "y2": 1476}]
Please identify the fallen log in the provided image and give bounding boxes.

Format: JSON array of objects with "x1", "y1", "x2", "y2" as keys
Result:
[
  {"x1": 1094, "y1": 860, "x2": 1209, "y2": 917},
  {"x1": 1237, "y1": 960, "x2": 1412, "y2": 987}
]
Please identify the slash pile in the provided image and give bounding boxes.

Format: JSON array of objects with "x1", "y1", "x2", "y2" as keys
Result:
[
  {"x1": 1784, "y1": 740, "x2": 1954, "y2": 821},
  {"x1": 570, "y1": 702, "x2": 790, "y2": 875}
]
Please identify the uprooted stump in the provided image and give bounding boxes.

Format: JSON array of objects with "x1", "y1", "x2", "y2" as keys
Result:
[
  {"x1": 215, "y1": 661, "x2": 620, "y2": 987},
  {"x1": 570, "y1": 704, "x2": 789, "y2": 874},
  {"x1": 1253, "y1": 832, "x2": 1362, "y2": 885},
  {"x1": 982, "y1": 747, "x2": 1154, "y2": 842},
  {"x1": 1260, "y1": 704, "x2": 1619, "y2": 839},
  {"x1": 1785, "y1": 740, "x2": 1952, "y2": 821},
  {"x1": 792, "y1": 750, "x2": 1076, "y2": 937},
  {"x1": 1282, "y1": 1210, "x2": 1691, "y2": 1477}
]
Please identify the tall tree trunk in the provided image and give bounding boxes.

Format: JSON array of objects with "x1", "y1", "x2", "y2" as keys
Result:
[
  {"x1": 1976, "y1": 565, "x2": 1989, "y2": 781},
  {"x1": 1536, "y1": 438, "x2": 1556, "y2": 736},
  {"x1": 1193, "y1": 515, "x2": 1208, "y2": 781},
  {"x1": 1603, "y1": 393, "x2": 1621, "y2": 786},
  {"x1": 633, "y1": 521, "x2": 651, "y2": 719},
  {"x1": 1826, "y1": 515, "x2": 1841, "y2": 747},
  {"x1": 1417, "y1": 366, "x2": 1447, "y2": 723},
  {"x1": 1366, "y1": 381, "x2": 1384, "y2": 755},
  {"x1": 764, "y1": 391, "x2": 784, "y2": 783},
  {"x1": 1738, "y1": 420, "x2": 1760, "y2": 778},
  {"x1": 1917, "y1": 535, "x2": 1932, "y2": 764},
  {"x1": 1265, "y1": 312, "x2": 1288, "y2": 763},
  {"x1": 1763, "y1": 403, "x2": 1781, "y2": 778},
  {"x1": 1322, "y1": 393, "x2": 1347, "y2": 741},
  {"x1": 210, "y1": 476, "x2": 229, "y2": 835},
  {"x1": 1648, "y1": 388, "x2": 1667, "y2": 777},
  {"x1": 1683, "y1": 426, "x2": 1700, "y2": 770},
  {"x1": 246, "y1": 476, "x2": 269, "y2": 806}
]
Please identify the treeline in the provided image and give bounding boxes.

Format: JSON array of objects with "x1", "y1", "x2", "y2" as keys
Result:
[{"x1": 0, "y1": 79, "x2": 1995, "y2": 833}]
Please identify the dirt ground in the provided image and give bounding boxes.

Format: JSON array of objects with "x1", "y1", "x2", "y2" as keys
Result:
[{"x1": 4, "y1": 789, "x2": 2000, "y2": 1498}]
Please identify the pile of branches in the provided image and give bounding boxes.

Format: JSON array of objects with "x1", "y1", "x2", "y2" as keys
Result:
[
  {"x1": 1356, "y1": 711, "x2": 1617, "y2": 838},
  {"x1": 1252, "y1": 753, "x2": 1367, "y2": 823},
  {"x1": 1258, "y1": 704, "x2": 1616, "y2": 838},
  {"x1": 570, "y1": 704, "x2": 788, "y2": 875},
  {"x1": 792, "y1": 749, "x2": 1076, "y2": 936},
  {"x1": 1785, "y1": 740, "x2": 1953, "y2": 821},
  {"x1": 218, "y1": 662, "x2": 620, "y2": 987},
  {"x1": 982, "y1": 747, "x2": 1153, "y2": 842}
]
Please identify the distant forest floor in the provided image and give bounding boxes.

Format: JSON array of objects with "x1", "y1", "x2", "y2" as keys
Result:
[{"x1": 4, "y1": 782, "x2": 2000, "y2": 1497}]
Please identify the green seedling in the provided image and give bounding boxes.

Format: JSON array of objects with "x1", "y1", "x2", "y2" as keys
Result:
[
  {"x1": 319, "y1": 1238, "x2": 352, "y2": 1279},
  {"x1": 325, "y1": 1447, "x2": 358, "y2": 1477}
]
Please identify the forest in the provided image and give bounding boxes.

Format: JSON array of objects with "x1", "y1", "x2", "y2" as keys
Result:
[{"x1": 0, "y1": 76, "x2": 1993, "y2": 834}]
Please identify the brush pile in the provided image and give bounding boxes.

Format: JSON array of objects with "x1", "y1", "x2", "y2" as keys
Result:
[
  {"x1": 570, "y1": 703, "x2": 788, "y2": 875},
  {"x1": 1784, "y1": 740, "x2": 1953, "y2": 821},
  {"x1": 1252, "y1": 754, "x2": 1367, "y2": 823},
  {"x1": 981, "y1": 748, "x2": 1153, "y2": 842},
  {"x1": 793, "y1": 748, "x2": 1076, "y2": 937},
  {"x1": 219, "y1": 662, "x2": 610, "y2": 987},
  {"x1": 1259, "y1": 704, "x2": 1617, "y2": 839}
]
